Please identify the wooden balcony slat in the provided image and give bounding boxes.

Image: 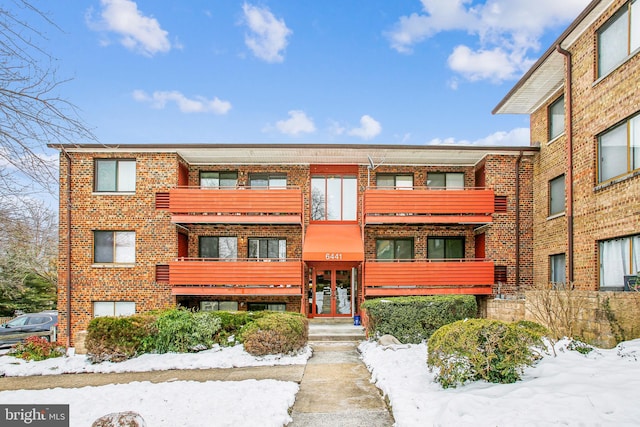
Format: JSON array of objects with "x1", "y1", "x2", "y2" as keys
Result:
[
  {"x1": 364, "y1": 260, "x2": 494, "y2": 287},
  {"x1": 169, "y1": 259, "x2": 303, "y2": 286},
  {"x1": 169, "y1": 188, "x2": 303, "y2": 214},
  {"x1": 364, "y1": 189, "x2": 495, "y2": 216}
]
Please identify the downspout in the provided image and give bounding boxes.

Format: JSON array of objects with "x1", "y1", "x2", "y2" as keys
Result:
[
  {"x1": 515, "y1": 151, "x2": 522, "y2": 292},
  {"x1": 556, "y1": 44, "x2": 574, "y2": 283},
  {"x1": 62, "y1": 149, "x2": 72, "y2": 349}
]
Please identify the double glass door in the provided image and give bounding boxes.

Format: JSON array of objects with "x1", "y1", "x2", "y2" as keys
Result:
[{"x1": 313, "y1": 269, "x2": 352, "y2": 316}]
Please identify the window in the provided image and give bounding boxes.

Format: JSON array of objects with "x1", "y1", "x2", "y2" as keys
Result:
[
  {"x1": 376, "y1": 239, "x2": 413, "y2": 261},
  {"x1": 248, "y1": 238, "x2": 286, "y2": 260},
  {"x1": 200, "y1": 301, "x2": 239, "y2": 311},
  {"x1": 94, "y1": 302, "x2": 135, "y2": 317},
  {"x1": 549, "y1": 175, "x2": 565, "y2": 216},
  {"x1": 427, "y1": 172, "x2": 464, "y2": 189},
  {"x1": 600, "y1": 235, "x2": 640, "y2": 288},
  {"x1": 247, "y1": 303, "x2": 286, "y2": 312},
  {"x1": 199, "y1": 237, "x2": 237, "y2": 259},
  {"x1": 428, "y1": 238, "x2": 464, "y2": 259},
  {"x1": 597, "y1": 1, "x2": 640, "y2": 78},
  {"x1": 548, "y1": 96, "x2": 565, "y2": 140},
  {"x1": 550, "y1": 254, "x2": 566, "y2": 284},
  {"x1": 94, "y1": 231, "x2": 135, "y2": 263},
  {"x1": 598, "y1": 114, "x2": 640, "y2": 182},
  {"x1": 249, "y1": 173, "x2": 287, "y2": 188},
  {"x1": 376, "y1": 174, "x2": 413, "y2": 189},
  {"x1": 94, "y1": 159, "x2": 136, "y2": 192},
  {"x1": 200, "y1": 171, "x2": 238, "y2": 188},
  {"x1": 311, "y1": 175, "x2": 357, "y2": 221}
]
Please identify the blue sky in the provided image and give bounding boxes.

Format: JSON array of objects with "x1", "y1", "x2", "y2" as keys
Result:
[{"x1": 25, "y1": 0, "x2": 590, "y2": 146}]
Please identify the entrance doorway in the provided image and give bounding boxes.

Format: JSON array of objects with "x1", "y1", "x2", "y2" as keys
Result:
[{"x1": 312, "y1": 268, "x2": 354, "y2": 317}]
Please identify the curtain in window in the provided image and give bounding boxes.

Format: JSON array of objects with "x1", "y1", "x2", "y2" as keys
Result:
[
  {"x1": 631, "y1": 115, "x2": 640, "y2": 171},
  {"x1": 631, "y1": 0, "x2": 640, "y2": 53},
  {"x1": 633, "y1": 235, "x2": 640, "y2": 275},
  {"x1": 600, "y1": 238, "x2": 630, "y2": 287},
  {"x1": 598, "y1": 9, "x2": 628, "y2": 76},
  {"x1": 599, "y1": 124, "x2": 628, "y2": 181}
]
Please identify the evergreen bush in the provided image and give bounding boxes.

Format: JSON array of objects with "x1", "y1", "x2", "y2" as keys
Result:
[
  {"x1": 86, "y1": 314, "x2": 156, "y2": 363},
  {"x1": 427, "y1": 319, "x2": 548, "y2": 388},
  {"x1": 142, "y1": 308, "x2": 222, "y2": 354},
  {"x1": 239, "y1": 312, "x2": 308, "y2": 356},
  {"x1": 362, "y1": 295, "x2": 477, "y2": 343}
]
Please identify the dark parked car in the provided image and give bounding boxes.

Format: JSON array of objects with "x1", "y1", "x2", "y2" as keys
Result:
[{"x1": 0, "y1": 311, "x2": 58, "y2": 348}]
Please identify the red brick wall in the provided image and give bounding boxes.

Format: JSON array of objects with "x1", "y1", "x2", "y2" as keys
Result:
[
  {"x1": 530, "y1": 0, "x2": 640, "y2": 290},
  {"x1": 58, "y1": 152, "x2": 179, "y2": 346}
]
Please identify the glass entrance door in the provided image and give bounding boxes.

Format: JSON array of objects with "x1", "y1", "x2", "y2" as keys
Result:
[{"x1": 313, "y1": 269, "x2": 352, "y2": 316}]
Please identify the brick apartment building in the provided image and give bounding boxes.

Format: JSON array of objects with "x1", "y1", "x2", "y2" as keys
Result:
[
  {"x1": 50, "y1": 0, "x2": 639, "y2": 347},
  {"x1": 50, "y1": 144, "x2": 535, "y2": 345},
  {"x1": 494, "y1": 0, "x2": 640, "y2": 291}
]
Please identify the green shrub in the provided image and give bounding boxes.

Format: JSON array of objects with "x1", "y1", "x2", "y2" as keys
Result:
[
  {"x1": 86, "y1": 314, "x2": 157, "y2": 363},
  {"x1": 208, "y1": 310, "x2": 270, "y2": 346},
  {"x1": 427, "y1": 319, "x2": 548, "y2": 388},
  {"x1": 239, "y1": 312, "x2": 308, "y2": 356},
  {"x1": 10, "y1": 336, "x2": 65, "y2": 361},
  {"x1": 362, "y1": 295, "x2": 478, "y2": 343},
  {"x1": 142, "y1": 308, "x2": 222, "y2": 354}
]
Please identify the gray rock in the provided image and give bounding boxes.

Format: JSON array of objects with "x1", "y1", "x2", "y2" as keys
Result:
[
  {"x1": 91, "y1": 411, "x2": 146, "y2": 427},
  {"x1": 377, "y1": 334, "x2": 401, "y2": 346}
]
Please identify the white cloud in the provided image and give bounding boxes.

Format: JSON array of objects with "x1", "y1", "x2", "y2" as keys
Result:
[
  {"x1": 386, "y1": 0, "x2": 590, "y2": 82},
  {"x1": 88, "y1": 0, "x2": 171, "y2": 56},
  {"x1": 242, "y1": 3, "x2": 292, "y2": 63},
  {"x1": 427, "y1": 127, "x2": 530, "y2": 146},
  {"x1": 274, "y1": 110, "x2": 316, "y2": 136},
  {"x1": 348, "y1": 115, "x2": 382, "y2": 140},
  {"x1": 133, "y1": 90, "x2": 232, "y2": 114}
]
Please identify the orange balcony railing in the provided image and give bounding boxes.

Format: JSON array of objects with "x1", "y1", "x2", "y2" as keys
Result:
[
  {"x1": 169, "y1": 258, "x2": 303, "y2": 296},
  {"x1": 169, "y1": 187, "x2": 303, "y2": 224},
  {"x1": 364, "y1": 259, "x2": 494, "y2": 296},
  {"x1": 363, "y1": 187, "x2": 495, "y2": 224}
]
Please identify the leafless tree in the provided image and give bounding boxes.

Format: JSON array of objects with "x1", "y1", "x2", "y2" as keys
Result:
[{"x1": 1, "y1": 0, "x2": 95, "y2": 199}]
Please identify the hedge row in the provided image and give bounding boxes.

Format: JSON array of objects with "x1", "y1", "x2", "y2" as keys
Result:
[
  {"x1": 85, "y1": 308, "x2": 308, "y2": 363},
  {"x1": 362, "y1": 295, "x2": 478, "y2": 343}
]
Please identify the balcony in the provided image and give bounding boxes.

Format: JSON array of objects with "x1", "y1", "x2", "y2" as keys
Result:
[
  {"x1": 363, "y1": 187, "x2": 495, "y2": 224},
  {"x1": 169, "y1": 258, "x2": 303, "y2": 296},
  {"x1": 364, "y1": 259, "x2": 494, "y2": 296},
  {"x1": 169, "y1": 187, "x2": 303, "y2": 224}
]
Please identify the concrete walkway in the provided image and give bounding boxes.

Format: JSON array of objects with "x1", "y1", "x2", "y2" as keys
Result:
[{"x1": 288, "y1": 341, "x2": 395, "y2": 426}]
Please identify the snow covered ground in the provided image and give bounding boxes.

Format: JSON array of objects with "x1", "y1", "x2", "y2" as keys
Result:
[
  {"x1": 359, "y1": 339, "x2": 640, "y2": 426},
  {"x1": 2, "y1": 339, "x2": 640, "y2": 426}
]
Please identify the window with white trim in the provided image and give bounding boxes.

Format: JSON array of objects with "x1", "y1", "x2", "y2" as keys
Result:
[
  {"x1": 249, "y1": 173, "x2": 287, "y2": 188},
  {"x1": 200, "y1": 171, "x2": 238, "y2": 188},
  {"x1": 597, "y1": 0, "x2": 640, "y2": 78},
  {"x1": 94, "y1": 301, "x2": 136, "y2": 317},
  {"x1": 427, "y1": 172, "x2": 464, "y2": 189},
  {"x1": 94, "y1": 231, "x2": 135, "y2": 263},
  {"x1": 376, "y1": 174, "x2": 413, "y2": 189},
  {"x1": 94, "y1": 159, "x2": 136, "y2": 192},
  {"x1": 248, "y1": 238, "x2": 286, "y2": 260},
  {"x1": 200, "y1": 301, "x2": 239, "y2": 311},
  {"x1": 598, "y1": 114, "x2": 640, "y2": 182}
]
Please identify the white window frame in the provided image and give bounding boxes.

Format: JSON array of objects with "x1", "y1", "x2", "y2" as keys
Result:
[
  {"x1": 94, "y1": 231, "x2": 136, "y2": 264},
  {"x1": 376, "y1": 174, "x2": 414, "y2": 189},
  {"x1": 93, "y1": 301, "x2": 136, "y2": 317},
  {"x1": 427, "y1": 172, "x2": 465, "y2": 189},
  {"x1": 198, "y1": 236, "x2": 238, "y2": 259},
  {"x1": 248, "y1": 238, "x2": 286, "y2": 260},
  {"x1": 94, "y1": 159, "x2": 136, "y2": 192},
  {"x1": 200, "y1": 301, "x2": 239, "y2": 311},
  {"x1": 200, "y1": 171, "x2": 238, "y2": 189}
]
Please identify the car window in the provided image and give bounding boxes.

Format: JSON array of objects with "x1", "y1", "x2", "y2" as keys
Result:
[
  {"x1": 26, "y1": 316, "x2": 49, "y2": 325},
  {"x1": 6, "y1": 316, "x2": 29, "y2": 327}
]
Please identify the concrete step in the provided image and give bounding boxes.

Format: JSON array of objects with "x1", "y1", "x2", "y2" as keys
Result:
[{"x1": 308, "y1": 319, "x2": 366, "y2": 342}]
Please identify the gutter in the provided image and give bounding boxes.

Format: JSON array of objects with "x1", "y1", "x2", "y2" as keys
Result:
[
  {"x1": 556, "y1": 45, "x2": 574, "y2": 283},
  {"x1": 62, "y1": 149, "x2": 72, "y2": 348},
  {"x1": 515, "y1": 151, "x2": 523, "y2": 291}
]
